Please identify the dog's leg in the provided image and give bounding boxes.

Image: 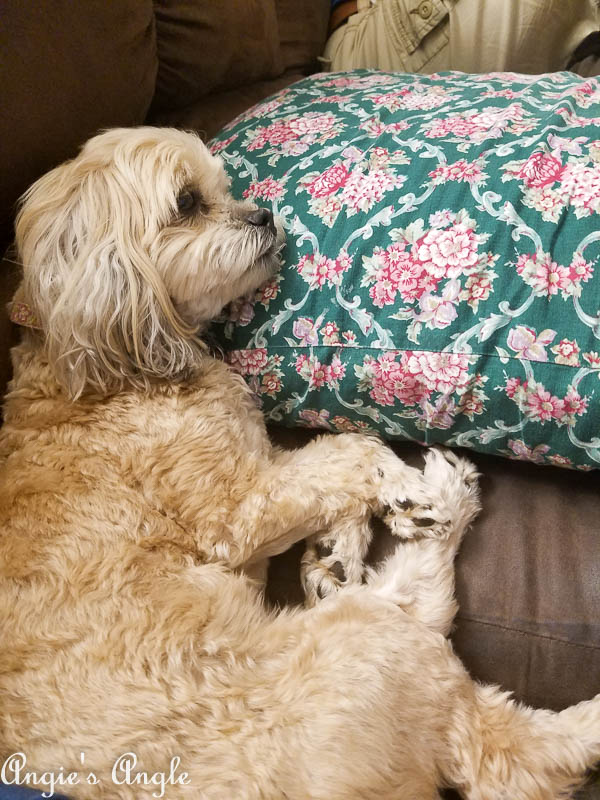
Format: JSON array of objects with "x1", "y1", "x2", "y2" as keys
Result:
[
  {"x1": 301, "y1": 514, "x2": 372, "y2": 607},
  {"x1": 367, "y1": 448, "x2": 480, "y2": 635},
  {"x1": 230, "y1": 434, "x2": 449, "y2": 570},
  {"x1": 446, "y1": 686, "x2": 600, "y2": 800},
  {"x1": 296, "y1": 442, "x2": 460, "y2": 606}
]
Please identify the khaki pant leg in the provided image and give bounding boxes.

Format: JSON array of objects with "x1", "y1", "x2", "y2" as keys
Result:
[
  {"x1": 446, "y1": 0, "x2": 599, "y2": 74},
  {"x1": 322, "y1": 0, "x2": 451, "y2": 73},
  {"x1": 322, "y1": 0, "x2": 600, "y2": 76}
]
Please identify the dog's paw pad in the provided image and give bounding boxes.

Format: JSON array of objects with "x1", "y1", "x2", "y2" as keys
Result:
[
  {"x1": 303, "y1": 558, "x2": 348, "y2": 607},
  {"x1": 315, "y1": 541, "x2": 334, "y2": 559},
  {"x1": 385, "y1": 506, "x2": 451, "y2": 540}
]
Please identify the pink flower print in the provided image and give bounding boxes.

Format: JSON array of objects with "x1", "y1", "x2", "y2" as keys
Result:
[
  {"x1": 295, "y1": 354, "x2": 327, "y2": 389},
  {"x1": 256, "y1": 276, "x2": 281, "y2": 308},
  {"x1": 341, "y1": 145, "x2": 363, "y2": 163},
  {"x1": 243, "y1": 177, "x2": 285, "y2": 201},
  {"x1": 567, "y1": 254, "x2": 594, "y2": 288},
  {"x1": 297, "y1": 253, "x2": 347, "y2": 289},
  {"x1": 387, "y1": 120, "x2": 410, "y2": 133},
  {"x1": 331, "y1": 416, "x2": 370, "y2": 433},
  {"x1": 368, "y1": 352, "x2": 430, "y2": 407},
  {"x1": 371, "y1": 88, "x2": 412, "y2": 111},
  {"x1": 548, "y1": 454, "x2": 573, "y2": 467},
  {"x1": 560, "y1": 163, "x2": 600, "y2": 214},
  {"x1": 335, "y1": 249, "x2": 352, "y2": 277},
  {"x1": 299, "y1": 408, "x2": 332, "y2": 429},
  {"x1": 396, "y1": 259, "x2": 430, "y2": 303},
  {"x1": 295, "y1": 353, "x2": 309, "y2": 372},
  {"x1": 369, "y1": 279, "x2": 397, "y2": 309},
  {"x1": 247, "y1": 121, "x2": 297, "y2": 151},
  {"x1": 293, "y1": 317, "x2": 320, "y2": 346},
  {"x1": 342, "y1": 330, "x2": 358, "y2": 346},
  {"x1": 419, "y1": 396, "x2": 457, "y2": 429},
  {"x1": 209, "y1": 135, "x2": 237, "y2": 154},
  {"x1": 228, "y1": 348, "x2": 268, "y2": 375},
  {"x1": 417, "y1": 280, "x2": 461, "y2": 329},
  {"x1": 405, "y1": 351, "x2": 471, "y2": 395},
  {"x1": 250, "y1": 98, "x2": 286, "y2": 118},
  {"x1": 316, "y1": 194, "x2": 343, "y2": 227},
  {"x1": 280, "y1": 140, "x2": 310, "y2": 157},
  {"x1": 518, "y1": 150, "x2": 564, "y2": 188},
  {"x1": 309, "y1": 360, "x2": 328, "y2": 389},
  {"x1": 306, "y1": 163, "x2": 350, "y2": 198},
  {"x1": 515, "y1": 253, "x2": 570, "y2": 298},
  {"x1": 340, "y1": 168, "x2": 404, "y2": 216},
  {"x1": 260, "y1": 372, "x2": 282, "y2": 397},
  {"x1": 314, "y1": 94, "x2": 347, "y2": 104},
  {"x1": 534, "y1": 258, "x2": 570, "y2": 297},
  {"x1": 483, "y1": 88, "x2": 518, "y2": 99},
  {"x1": 428, "y1": 209, "x2": 455, "y2": 228},
  {"x1": 326, "y1": 354, "x2": 346, "y2": 386},
  {"x1": 583, "y1": 351, "x2": 600, "y2": 369},
  {"x1": 462, "y1": 272, "x2": 495, "y2": 311},
  {"x1": 505, "y1": 377, "x2": 523, "y2": 399},
  {"x1": 288, "y1": 112, "x2": 339, "y2": 137},
  {"x1": 507, "y1": 439, "x2": 550, "y2": 463},
  {"x1": 424, "y1": 104, "x2": 525, "y2": 142},
  {"x1": 401, "y1": 90, "x2": 451, "y2": 111},
  {"x1": 547, "y1": 134, "x2": 587, "y2": 156},
  {"x1": 367, "y1": 243, "x2": 425, "y2": 307},
  {"x1": 360, "y1": 117, "x2": 387, "y2": 138},
  {"x1": 551, "y1": 338, "x2": 580, "y2": 366},
  {"x1": 415, "y1": 224, "x2": 480, "y2": 278},
  {"x1": 428, "y1": 159, "x2": 484, "y2": 185},
  {"x1": 457, "y1": 390, "x2": 486, "y2": 420},
  {"x1": 526, "y1": 385, "x2": 565, "y2": 422},
  {"x1": 507, "y1": 326, "x2": 556, "y2": 362},
  {"x1": 563, "y1": 388, "x2": 588, "y2": 418},
  {"x1": 320, "y1": 321, "x2": 341, "y2": 345}
]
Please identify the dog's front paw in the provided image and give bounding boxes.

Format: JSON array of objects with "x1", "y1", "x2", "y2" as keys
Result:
[
  {"x1": 379, "y1": 447, "x2": 479, "y2": 540},
  {"x1": 384, "y1": 498, "x2": 452, "y2": 540}
]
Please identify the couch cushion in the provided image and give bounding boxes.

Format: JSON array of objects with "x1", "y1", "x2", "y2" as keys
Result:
[
  {"x1": 0, "y1": 0, "x2": 157, "y2": 253},
  {"x1": 276, "y1": 0, "x2": 330, "y2": 72},
  {"x1": 150, "y1": 0, "x2": 283, "y2": 115},
  {"x1": 208, "y1": 70, "x2": 600, "y2": 470}
]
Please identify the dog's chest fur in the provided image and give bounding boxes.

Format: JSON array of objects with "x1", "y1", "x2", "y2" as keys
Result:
[{"x1": 0, "y1": 341, "x2": 269, "y2": 632}]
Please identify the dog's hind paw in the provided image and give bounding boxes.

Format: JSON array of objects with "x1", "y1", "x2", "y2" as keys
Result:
[
  {"x1": 301, "y1": 515, "x2": 371, "y2": 607},
  {"x1": 301, "y1": 545, "x2": 349, "y2": 607}
]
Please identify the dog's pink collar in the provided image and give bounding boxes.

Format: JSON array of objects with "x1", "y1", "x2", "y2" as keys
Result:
[{"x1": 8, "y1": 300, "x2": 42, "y2": 330}]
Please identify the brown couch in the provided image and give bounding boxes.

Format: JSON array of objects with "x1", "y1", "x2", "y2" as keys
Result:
[{"x1": 1, "y1": 2, "x2": 598, "y2": 796}]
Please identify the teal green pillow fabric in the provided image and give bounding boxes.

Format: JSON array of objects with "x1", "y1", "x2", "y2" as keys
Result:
[{"x1": 209, "y1": 70, "x2": 600, "y2": 470}]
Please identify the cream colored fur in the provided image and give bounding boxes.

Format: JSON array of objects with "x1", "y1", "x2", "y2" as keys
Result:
[{"x1": 1, "y1": 127, "x2": 598, "y2": 800}]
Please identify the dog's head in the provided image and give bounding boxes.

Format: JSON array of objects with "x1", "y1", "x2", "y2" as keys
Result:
[{"x1": 15, "y1": 127, "x2": 283, "y2": 398}]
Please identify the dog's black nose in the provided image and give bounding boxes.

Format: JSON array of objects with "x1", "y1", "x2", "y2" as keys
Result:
[{"x1": 246, "y1": 208, "x2": 274, "y2": 228}]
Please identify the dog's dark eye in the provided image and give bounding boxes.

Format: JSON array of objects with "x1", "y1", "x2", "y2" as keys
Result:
[{"x1": 176, "y1": 190, "x2": 199, "y2": 214}]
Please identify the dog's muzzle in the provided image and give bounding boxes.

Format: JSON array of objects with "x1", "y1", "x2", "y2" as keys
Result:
[{"x1": 246, "y1": 207, "x2": 276, "y2": 237}]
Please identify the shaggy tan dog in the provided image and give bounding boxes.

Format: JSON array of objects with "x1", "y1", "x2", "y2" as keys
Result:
[{"x1": 1, "y1": 128, "x2": 599, "y2": 800}]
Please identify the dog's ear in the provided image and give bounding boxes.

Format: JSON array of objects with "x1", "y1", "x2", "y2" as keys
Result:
[{"x1": 16, "y1": 158, "x2": 203, "y2": 399}]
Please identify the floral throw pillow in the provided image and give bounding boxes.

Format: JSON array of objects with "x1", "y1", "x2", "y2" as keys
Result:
[{"x1": 209, "y1": 70, "x2": 600, "y2": 470}]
